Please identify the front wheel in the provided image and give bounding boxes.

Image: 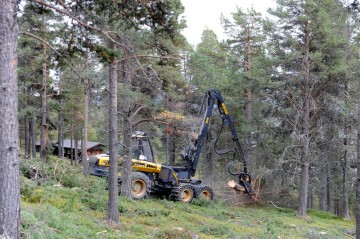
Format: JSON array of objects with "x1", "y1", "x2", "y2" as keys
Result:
[
  {"x1": 194, "y1": 185, "x2": 214, "y2": 200},
  {"x1": 131, "y1": 172, "x2": 151, "y2": 199},
  {"x1": 170, "y1": 184, "x2": 194, "y2": 203}
]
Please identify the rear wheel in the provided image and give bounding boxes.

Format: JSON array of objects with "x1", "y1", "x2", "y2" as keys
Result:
[
  {"x1": 170, "y1": 184, "x2": 194, "y2": 203},
  {"x1": 131, "y1": 172, "x2": 151, "y2": 199},
  {"x1": 194, "y1": 185, "x2": 214, "y2": 200}
]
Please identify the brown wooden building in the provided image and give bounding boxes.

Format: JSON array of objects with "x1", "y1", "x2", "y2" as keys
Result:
[{"x1": 52, "y1": 139, "x2": 105, "y2": 159}]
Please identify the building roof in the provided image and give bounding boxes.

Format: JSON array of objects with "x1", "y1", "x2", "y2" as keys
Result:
[{"x1": 54, "y1": 139, "x2": 105, "y2": 150}]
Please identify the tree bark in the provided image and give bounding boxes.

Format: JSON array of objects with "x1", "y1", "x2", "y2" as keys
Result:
[
  {"x1": 82, "y1": 79, "x2": 89, "y2": 176},
  {"x1": 243, "y1": 26, "x2": 253, "y2": 164},
  {"x1": 58, "y1": 72, "x2": 64, "y2": 159},
  {"x1": 342, "y1": 116, "x2": 351, "y2": 219},
  {"x1": 356, "y1": 78, "x2": 360, "y2": 238},
  {"x1": 318, "y1": 148, "x2": 328, "y2": 211},
  {"x1": 121, "y1": 47, "x2": 133, "y2": 199},
  {"x1": 298, "y1": 20, "x2": 311, "y2": 217},
  {"x1": 108, "y1": 56, "x2": 119, "y2": 223},
  {"x1": 30, "y1": 110, "x2": 36, "y2": 159},
  {"x1": 204, "y1": 128, "x2": 213, "y2": 183},
  {"x1": 24, "y1": 85, "x2": 30, "y2": 157},
  {"x1": 0, "y1": 1, "x2": 20, "y2": 238},
  {"x1": 74, "y1": 115, "x2": 79, "y2": 163},
  {"x1": 326, "y1": 161, "x2": 333, "y2": 213},
  {"x1": 40, "y1": 43, "x2": 48, "y2": 161}
]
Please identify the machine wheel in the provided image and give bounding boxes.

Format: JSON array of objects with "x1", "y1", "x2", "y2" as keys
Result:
[
  {"x1": 170, "y1": 184, "x2": 194, "y2": 203},
  {"x1": 194, "y1": 185, "x2": 214, "y2": 200},
  {"x1": 131, "y1": 172, "x2": 151, "y2": 199}
]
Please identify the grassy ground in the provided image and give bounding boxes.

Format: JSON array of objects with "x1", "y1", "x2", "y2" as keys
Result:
[{"x1": 20, "y1": 158, "x2": 355, "y2": 239}]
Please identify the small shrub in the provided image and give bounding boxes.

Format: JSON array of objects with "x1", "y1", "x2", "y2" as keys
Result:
[
  {"x1": 153, "y1": 228, "x2": 194, "y2": 239},
  {"x1": 61, "y1": 174, "x2": 85, "y2": 188},
  {"x1": 192, "y1": 197, "x2": 213, "y2": 207},
  {"x1": 81, "y1": 193, "x2": 107, "y2": 212},
  {"x1": 25, "y1": 188, "x2": 44, "y2": 203},
  {"x1": 308, "y1": 209, "x2": 342, "y2": 220},
  {"x1": 21, "y1": 210, "x2": 39, "y2": 230},
  {"x1": 200, "y1": 224, "x2": 236, "y2": 238}
]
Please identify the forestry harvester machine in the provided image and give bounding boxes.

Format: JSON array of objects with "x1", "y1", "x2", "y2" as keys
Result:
[{"x1": 88, "y1": 89, "x2": 254, "y2": 202}]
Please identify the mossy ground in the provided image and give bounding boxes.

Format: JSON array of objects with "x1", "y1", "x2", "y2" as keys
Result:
[{"x1": 20, "y1": 158, "x2": 355, "y2": 239}]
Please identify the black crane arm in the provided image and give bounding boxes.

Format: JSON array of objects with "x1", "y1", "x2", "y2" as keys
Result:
[{"x1": 185, "y1": 89, "x2": 254, "y2": 194}]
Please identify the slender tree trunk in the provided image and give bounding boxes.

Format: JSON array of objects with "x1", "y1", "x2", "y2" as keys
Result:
[
  {"x1": 326, "y1": 161, "x2": 333, "y2": 213},
  {"x1": 31, "y1": 112, "x2": 36, "y2": 159},
  {"x1": 356, "y1": 78, "x2": 360, "y2": 238},
  {"x1": 58, "y1": 115, "x2": 63, "y2": 158},
  {"x1": 243, "y1": 27, "x2": 253, "y2": 163},
  {"x1": 24, "y1": 85, "x2": 30, "y2": 157},
  {"x1": 40, "y1": 44, "x2": 48, "y2": 161},
  {"x1": 70, "y1": 125, "x2": 74, "y2": 165},
  {"x1": 0, "y1": 1, "x2": 20, "y2": 238},
  {"x1": 298, "y1": 21, "x2": 311, "y2": 217},
  {"x1": 82, "y1": 80, "x2": 89, "y2": 176},
  {"x1": 58, "y1": 72, "x2": 64, "y2": 159},
  {"x1": 25, "y1": 114, "x2": 30, "y2": 157},
  {"x1": 58, "y1": 111, "x2": 64, "y2": 158},
  {"x1": 204, "y1": 129, "x2": 213, "y2": 183},
  {"x1": 169, "y1": 136, "x2": 176, "y2": 165},
  {"x1": 318, "y1": 149, "x2": 327, "y2": 211},
  {"x1": 108, "y1": 56, "x2": 119, "y2": 223},
  {"x1": 165, "y1": 131, "x2": 169, "y2": 164},
  {"x1": 74, "y1": 122, "x2": 79, "y2": 163},
  {"x1": 308, "y1": 168, "x2": 314, "y2": 209},
  {"x1": 121, "y1": 48, "x2": 133, "y2": 199},
  {"x1": 343, "y1": 84, "x2": 351, "y2": 219}
]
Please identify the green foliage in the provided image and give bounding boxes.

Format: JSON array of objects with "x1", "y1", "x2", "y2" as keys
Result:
[
  {"x1": 61, "y1": 174, "x2": 86, "y2": 188},
  {"x1": 152, "y1": 228, "x2": 194, "y2": 239},
  {"x1": 20, "y1": 159, "x2": 355, "y2": 238}
]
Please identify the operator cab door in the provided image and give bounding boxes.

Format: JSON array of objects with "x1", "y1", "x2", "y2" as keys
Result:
[{"x1": 132, "y1": 137, "x2": 155, "y2": 163}]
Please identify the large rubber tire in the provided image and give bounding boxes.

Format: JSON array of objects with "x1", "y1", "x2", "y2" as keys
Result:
[
  {"x1": 170, "y1": 184, "x2": 194, "y2": 203},
  {"x1": 194, "y1": 185, "x2": 214, "y2": 200},
  {"x1": 131, "y1": 172, "x2": 151, "y2": 199}
]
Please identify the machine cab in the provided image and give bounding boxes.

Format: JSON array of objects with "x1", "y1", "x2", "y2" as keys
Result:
[{"x1": 131, "y1": 131, "x2": 155, "y2": 163}]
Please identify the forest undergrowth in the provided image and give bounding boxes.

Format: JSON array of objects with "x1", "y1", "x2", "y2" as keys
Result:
[{"x1": 19, "y1": 157, "x2": 355, "y2": 239}]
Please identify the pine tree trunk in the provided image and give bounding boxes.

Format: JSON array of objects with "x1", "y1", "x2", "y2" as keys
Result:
[
  {"x1": 204, "y1": 128, "x2": 213, "y2": 183},
  {"x1": 82, "y1": 81, "x2": 89, "y2": 176},
  {"x1": 298, "y1": 21, "x2": 311, "y2": 217},
  {"x1": 343, "y1": 116, "x2": 351, "y2": 219},
  {"x1": 40, "y1": 44, "x2": 48, "y2": 161},
  {"x1": 318, "y1": 148, "x2": 328, "y2": 211},
  {"x1": 326, "y1": 161, "x2": 333, "y2": 213},
  {"x1": 121, "y1": 49, "x2": 133, "y2": 199},
  {"x1": 58, "y1": 115, "x2": 64, "y2": 158},
  {"x1": 243, "y1": 27, "x2": 253, "y2": 163},
  {"x1": 58, "y1": 110, "x2": 64, "y2": 158},
  {"x1": 108, "y1": 57, "x2": 119, "y2": 223},
  {"x1": 308, "y1": 168, "x2": 314, "y2": 209},
  {"x1": 74, "y1": 122, "x2": 79, "y2": 163},
  {"x1": 356, "y1": 79, "x2": 360, "y2": 238},
  {"x1": 0, "y1": 1, "x2": 20, "y2": 238},
  {"x1": 24, "y1": 85, "x2": 30, "y2": 157},
  {"x1": 169, "y1": 137, "x2": 176, "y2": 165},
  {"x1": 31, "y1": 112, "x2": 36, "y2": 159},
  {"x1": 25, "y1": 114, "x2": 30, "y2": 158},
  {"x1": 58, "y1": 73, "x2": 64, "y2": 159},
  {"x1": 70, "y1": 126, "x2": 74, "y2": 165}
]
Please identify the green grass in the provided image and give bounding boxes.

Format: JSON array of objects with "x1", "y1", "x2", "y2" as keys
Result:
[{"x1": 20, "y1": 158, "x2": 355, "y2": 239}]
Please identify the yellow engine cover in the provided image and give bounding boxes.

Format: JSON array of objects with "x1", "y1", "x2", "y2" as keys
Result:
[
  {"x1": 96, "y1": 155, "x2": 161, "y2": 174},
  {"x1": 132, "y1": 159, "x2": 162, "y2": 173}
]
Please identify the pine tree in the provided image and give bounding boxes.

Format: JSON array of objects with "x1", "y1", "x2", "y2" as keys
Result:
[
  {"x1": 0, "y1": 0, "x2": 20, "y2": 238},
  {"x1": 268, "y1": 0, "x2": 349, "y2": 216}
]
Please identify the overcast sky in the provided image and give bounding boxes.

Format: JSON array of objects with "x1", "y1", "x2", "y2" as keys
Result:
[{"x1": 180, "y1": 0, "x2": 276, "y2": 46}]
